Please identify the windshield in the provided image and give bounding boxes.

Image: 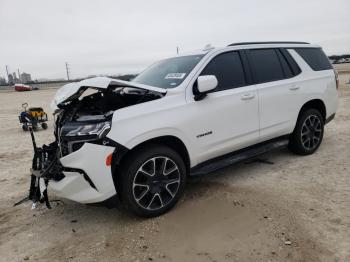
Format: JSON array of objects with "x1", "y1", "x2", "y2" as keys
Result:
[{"x1": 132, "y1": 54, "x2": 204, "y2": 89}]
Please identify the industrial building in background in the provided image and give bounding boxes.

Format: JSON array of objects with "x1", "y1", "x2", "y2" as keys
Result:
[
  {"x1": 2, "y1": 68, "x2": 33, "y2": 85},
  {"x1": 20, "y1": 72, "x2": 32, "y2": 83}
]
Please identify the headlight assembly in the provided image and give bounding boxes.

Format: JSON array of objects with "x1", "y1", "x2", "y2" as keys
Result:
[{"x1": 66, "y1": 121, "x2": 111, "y2": 139}]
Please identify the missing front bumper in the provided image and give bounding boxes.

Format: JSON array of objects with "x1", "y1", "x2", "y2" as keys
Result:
[{"x1": 21, "y1": 127, "x2": 117, "y2": 209}]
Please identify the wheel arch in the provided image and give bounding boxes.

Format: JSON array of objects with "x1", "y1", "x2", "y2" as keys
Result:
[{"x1": 297, "y1": 99, "x2": 326, "y2": 122}]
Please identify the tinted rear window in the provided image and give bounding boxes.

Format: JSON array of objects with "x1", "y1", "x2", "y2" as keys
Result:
[
  {"x1": 249, "y1": 49, "x2": 285, "y2": 83},
  {"x1": 200, "y1": 51, "x2": 246, "y2": 91},
  {"x1": 294, "y1": 48, "x2": 332, "y2": 71}
]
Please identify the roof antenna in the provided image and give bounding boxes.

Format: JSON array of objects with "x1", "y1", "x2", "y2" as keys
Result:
[{"x1": 203, "y1": 44, "x2": 214, "y2": 51}]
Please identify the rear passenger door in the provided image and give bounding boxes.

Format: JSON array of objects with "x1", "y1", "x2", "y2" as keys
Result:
[{"x1": 246, "y1": 48, "x2": 301, "y2": 141}]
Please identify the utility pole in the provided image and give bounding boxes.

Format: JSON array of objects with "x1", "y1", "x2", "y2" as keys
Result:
[
  {"x1": 176, "y1": 46, "x2": 179, "y2": 55},
  {"x1": 5, "y1": 65, "x2": 9, "y2": 83},
  {"x1": 65, "y1": 62, "x2": 70, "y2": 80},
  {"x1": 18, "y1": 68, "x2": 21, "y2": 82}
]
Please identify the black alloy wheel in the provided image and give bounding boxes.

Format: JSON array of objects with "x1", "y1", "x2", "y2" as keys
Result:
[
  {"x1": 300, "y1": 114, "x2": 322, "y2": 151},
  {"x1": 119, "y1": 145, "x2": 186, "y2": 217},
  {"x1": 289, "y1": 108, "x2": 324, "y2": 155},
  {"x1": 133, "y1": 156, "x2": 181, "y2": 210}
]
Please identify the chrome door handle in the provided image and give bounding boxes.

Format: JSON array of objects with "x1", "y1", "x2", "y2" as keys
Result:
[
  {"x1": 241, "y1": 93, "x2": 255, "y2": 100},
  {"x1": 289, "y1": 85, "x2": 300, "y2": 91}
]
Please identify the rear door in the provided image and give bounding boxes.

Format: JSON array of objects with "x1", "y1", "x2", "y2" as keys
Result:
[{"x1": 246, "y1": 48, "x2": 301, "y2": 141}]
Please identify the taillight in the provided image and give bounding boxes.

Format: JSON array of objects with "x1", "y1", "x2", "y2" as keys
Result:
[{"x1": 334, "y1": 69, "x2": 339, "y2": 90}]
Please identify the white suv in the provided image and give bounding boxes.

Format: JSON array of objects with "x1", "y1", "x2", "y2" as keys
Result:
[{"x1": 29, "y1": 42, "x2": 338, "y2": 217}]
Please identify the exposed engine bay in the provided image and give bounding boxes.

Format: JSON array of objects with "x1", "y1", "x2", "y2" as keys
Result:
[
  {"x1": 18, "y1": 80, "x2": 164, "y2": 209},
  {"x1": 56, "y1": 87, "x2": 163, "y2": 156}
]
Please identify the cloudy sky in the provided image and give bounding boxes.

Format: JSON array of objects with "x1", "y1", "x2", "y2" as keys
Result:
[{"x1": 1, "y1": 0, "x2": 349, "y2": 80}]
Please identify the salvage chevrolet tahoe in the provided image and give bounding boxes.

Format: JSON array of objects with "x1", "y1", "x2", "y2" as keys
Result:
[{"x1": 27, "y1": 42, "x2": 338, "y2": 217}]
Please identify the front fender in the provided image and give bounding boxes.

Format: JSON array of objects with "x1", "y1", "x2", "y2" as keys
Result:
[{"x1": 107, "y1": 127, "x2": 196, "y2": 166}]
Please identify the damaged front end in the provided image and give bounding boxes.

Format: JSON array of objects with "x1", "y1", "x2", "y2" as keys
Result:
[
  {"x1": 28, "y1": 139, "x2": 61, "y2": 209},
  {"x1": 20, "y1": 77, "x2": 165, "y2": 209}
]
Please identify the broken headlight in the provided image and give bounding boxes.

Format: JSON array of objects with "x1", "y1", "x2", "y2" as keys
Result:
[{"x1": 66, "y1": 121, "x2": 111, "y2": 139}]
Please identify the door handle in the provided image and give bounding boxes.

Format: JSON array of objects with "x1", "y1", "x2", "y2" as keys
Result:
[
  {"x1": 241, "y1": 93, "x2": 255, "y2": 100},
  {"x1": 289, "y1": 85, "x2": 300, "y2": 91}
]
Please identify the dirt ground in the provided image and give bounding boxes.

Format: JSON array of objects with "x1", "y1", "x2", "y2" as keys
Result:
[{"x1": 0, "y1": 68, "x2": 349, "y2": 262}]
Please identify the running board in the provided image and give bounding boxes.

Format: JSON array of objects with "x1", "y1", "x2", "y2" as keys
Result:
[{"x1": 190, "y1": 139, "x2": 289, "y2": 176}]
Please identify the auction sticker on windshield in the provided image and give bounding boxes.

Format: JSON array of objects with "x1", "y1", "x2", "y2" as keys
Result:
[{"x1": 165, "y1": 73, "x2": 186, "y2": 79}]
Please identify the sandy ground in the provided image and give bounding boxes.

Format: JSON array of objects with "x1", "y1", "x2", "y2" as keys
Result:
[{"x1": 0, "y1": 70, "x2": 349, "y2": 262}]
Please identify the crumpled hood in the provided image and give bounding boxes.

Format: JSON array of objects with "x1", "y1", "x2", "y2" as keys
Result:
[{"x1": 50, "y1": 76, "x2": 166, "y2": 110}]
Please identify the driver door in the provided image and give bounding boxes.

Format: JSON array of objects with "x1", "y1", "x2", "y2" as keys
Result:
[{"x1": 186, "y1": 51, "x2": 260, "y2": 164}]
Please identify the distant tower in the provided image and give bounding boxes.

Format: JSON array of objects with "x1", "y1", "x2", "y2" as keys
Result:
[
  {"x1": 7, "y1": 74, "x2": 14, "y2": 84},
  {"x1": 13, "y1": 72, "x2": 19, "y2": 83},
  {"x1": 65, "y1": 62, "x2": 70, "y2": 80},
  {"x1": 5, "y1": 65, "x2": 10, "y2": 83}
]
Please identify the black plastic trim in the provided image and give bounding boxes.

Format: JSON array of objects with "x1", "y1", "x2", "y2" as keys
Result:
[
  {"x1": 109, "y1": 139, "x2": 130, "y2": 196},
  {"x1": 190, "y1": 136, "x2": 289, "y2": 176},
  {"x1": 239, "y1": 50, "x2": 254, "y2": 85},
  {"x1": 279, "y1": 48, "x2": 302, "y2": 76},
  {"x1": 325, "y1": 113, "x2": 335, "y2": 124},
  {"x1": 63, "y1": 167, "x2": 97, "y2": 190},
  {"x1": 109, "y1": 139, "x2": 129, "y2": 165}
]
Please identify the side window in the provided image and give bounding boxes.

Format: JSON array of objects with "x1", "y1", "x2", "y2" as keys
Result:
[
  {"x1": 294, "y1": 48, "x2": 332, "y2": 71},
  {"x1": 249, "y1": 49, "x2": 285, "y2": 83},
  {"x1": 200, "y1": 51, "x2": 246, "y2": 91}
]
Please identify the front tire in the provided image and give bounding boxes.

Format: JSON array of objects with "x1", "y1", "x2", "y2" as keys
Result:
[
  {"x1": 289, "y1": 109, "x2": 324, "y2": 155},
  {"x1": 119, "y1": 145, "x2": 186, "y2": 217}
]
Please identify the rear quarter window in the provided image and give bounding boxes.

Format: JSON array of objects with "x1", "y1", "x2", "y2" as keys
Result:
[{"x1": 294, "y1": 48, "x2": 332, "y2": 71}]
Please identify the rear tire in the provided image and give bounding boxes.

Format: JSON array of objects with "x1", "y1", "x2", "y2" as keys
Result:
[
  {"x1": 288, "y1": 109, "x2": 324, "y2": 155},
  {"x1": 119, "y1": 145, "x2": 186, "y2": 217},
  {"x1": 41, "y1": 122, "x2": 48, "y2": 129},
  {"x1": 22, "y1": 124, "x2": 28, "y2": 131}
]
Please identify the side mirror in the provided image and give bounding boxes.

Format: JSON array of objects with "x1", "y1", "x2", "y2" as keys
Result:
[{"x1": 193, "y1": 75, "x2": 218, "y2": 101}]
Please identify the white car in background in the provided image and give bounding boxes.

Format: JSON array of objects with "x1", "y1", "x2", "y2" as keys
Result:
[{"x1": 29, "y1": 41, "x2": 338, "y2": 217}]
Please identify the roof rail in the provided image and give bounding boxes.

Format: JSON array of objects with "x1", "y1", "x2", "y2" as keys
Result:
[{"x1": 228, "y1": 41, "x2": 310, "y2": 46}]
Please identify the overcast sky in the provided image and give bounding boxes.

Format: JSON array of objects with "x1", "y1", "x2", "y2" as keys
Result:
[{"x1": 1, "y1": 0, "x2": 349, "y2": 80}]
